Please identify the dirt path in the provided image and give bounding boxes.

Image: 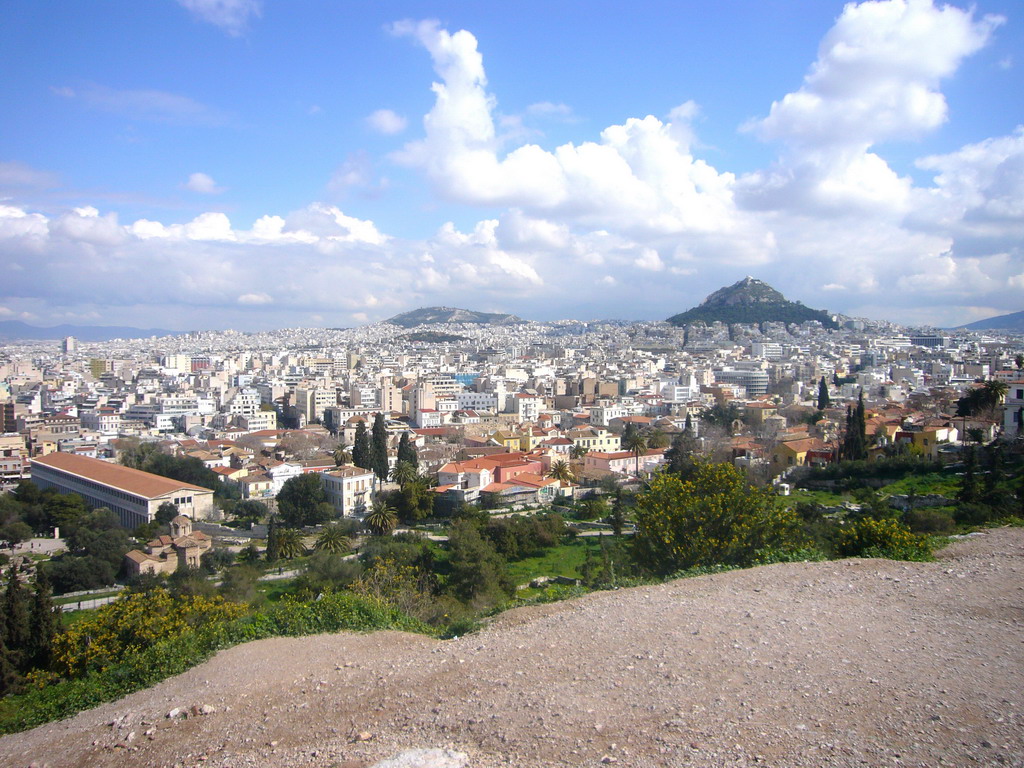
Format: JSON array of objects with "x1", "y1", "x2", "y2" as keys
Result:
[{"x1": 2, "y1": 528, "x2": 1022, "y2": 768}]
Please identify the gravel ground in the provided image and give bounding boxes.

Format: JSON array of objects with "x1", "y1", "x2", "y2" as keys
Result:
[{"x1": 2, "y1": 527, "x2": 1022, "y2": 768}]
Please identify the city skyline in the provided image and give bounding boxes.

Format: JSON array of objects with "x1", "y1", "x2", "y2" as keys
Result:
[{"x1": 1, "y1": 0, "x2": 1022, "y2": 331}]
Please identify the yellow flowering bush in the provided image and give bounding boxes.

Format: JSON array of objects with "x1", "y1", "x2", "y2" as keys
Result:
[
  {"x1": 835, "y1": 517, "x2": 933, "y2": 561},
  {"x1": 52, "y1": 588, "x2": 246, "y2": 677},
  {"x1": 633, "y1": 462, "x2": 804, "y2": 574}
]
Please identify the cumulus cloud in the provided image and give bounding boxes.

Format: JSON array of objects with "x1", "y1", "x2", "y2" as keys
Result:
[
  {"x1": 7, "y1": 2, "x2": 1021, "y2": 330},
  {"x1": 389, "y1": 16, "x2": 768, "y2": 271},
  {"x1": 737, "y1": 0, "x2": 1003, "y2": 216},
  {"x1": 184, "y1": 172, "x2": 225, "y2": 194},
  {"x1": 751, "y1": 0, "x2": 1002, "y2": 148},
  {"x1": 177, "y1": 0, "x2": 262, "y2": 36},
  {"x1": 366, "y1": 109, "x2": 408, "y2": 135}
]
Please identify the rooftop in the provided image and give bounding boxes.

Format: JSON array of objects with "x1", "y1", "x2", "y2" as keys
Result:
[{"x1": 31, "y1": 452, "x2": 211, "y2": 499}]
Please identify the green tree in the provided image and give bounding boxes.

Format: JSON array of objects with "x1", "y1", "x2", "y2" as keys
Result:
[
  {"x1": 608, "y1": 495, "x2": 626, "y2": 537},
  {"x1": 352, "y1": 421, "x2": 372, "y2": 471},
  {"x1": 28, "y1": 571, "x2": 60, "y2": 670},
  {"x1": 841, "y1": 392, "x2": 868, "y2": 461},
  {"x1": 395, "y1": 478, "x2": 434, "y2": 523},
  {"x1": 234, "y1": 499, "x2": 269, "y2": 526},
  {"x1": 632, "y1": 461, "x2": 803, "y2": 575},
  {"x1": 391, "y1": 460, "x2": 418, "y2": 488},
  {"x1": 1016, "y1": 353, "x2": 1024, "y2": 371},
  {"x1": 364, "y1": 498, "x2": 398, "y2": 536},
  {"x1": 155, "y1": 501, "x2": 179, "y2": 526},
  {"x1": 2, "y1": 566, "x2": 30, "y2": 667},
  {"x1": 397, "y1": 432, "x2": 418, "y2": 470},
  {"x1": 370, "y1": 413, "x2": 390, "y2": 483},
  {"x1": 265, "y1": 515, "x2": 281, "y2": 562},
  {"x1": 646, "y1": 429, "x2": 669, "y2": 449},
  {"x1": 277, "y1": 473, "x2": 330, "y2": 528},
  {"x1": 0, "y1": 521, "x2": 32, "y2": 550},
  {"x1": 622, "y1": 430, "x2": 648, "y2": 477},
  {"x1": 817, "y1": 376, "x2": 831, "y2": 411},
  {"x1": 664, "y1": 431, "x2": 699, "y2": 479},
  {"x1": 446, "y1": 519, "x2": 513, "y2": 607},
  {"x1": 275, "y1": 527, "x2": 306, "y2": 560},
  {"x1": 315, "y1": 523, "x2": 352, "y2": 555},
  {"x1": 332, "y1": 440, "x2": 352, "y2": 467},
  {"x1": 0, "y1": 632, "x2": 19, "y2": 697},
  {"x1": 957, "y1": 446, "x2": 980, "y2": 504},
  {"x1": 546, "y1": 460, "x2": 575, "y2": 485},
  {"x1": 702, "y1": 402, "x2": 741, "y2": 431}
]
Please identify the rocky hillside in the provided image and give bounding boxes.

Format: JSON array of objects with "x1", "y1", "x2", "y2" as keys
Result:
[
  {"x1": 385, "y1": 307, "x2": 522, "y2": 329},
  {"x1": 668, "y1": 277, "x2": 838, "y2": 328},
  {"x1": 1, "y1": 528, "x2": 1021, "y2": 768}
]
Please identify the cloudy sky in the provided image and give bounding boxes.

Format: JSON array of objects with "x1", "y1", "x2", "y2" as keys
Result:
[{"x1": 1, "y1": 0, "x2": 1022, "y2": 331}]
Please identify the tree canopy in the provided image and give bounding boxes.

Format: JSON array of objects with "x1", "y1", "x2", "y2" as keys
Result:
[
  {"x1": 276, "y1": 473, "x2": 331, "y2": 528},
  {"x1": 632, "y1": 461, "x2": 802, "y2": 574}
]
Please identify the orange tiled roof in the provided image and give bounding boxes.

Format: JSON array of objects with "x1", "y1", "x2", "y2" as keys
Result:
[{"x1": 31, "y1": 453, "x2": 210, "y2": 499}]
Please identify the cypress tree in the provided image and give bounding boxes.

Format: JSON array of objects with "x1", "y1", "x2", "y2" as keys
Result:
[
  {"x1": 370, "y1": 413, "x2": 390, "y2": 482},
  {"x1": 0, "y1": 632, "x2": 19, "y2": 698},
  {"x1": 684, "y1": 413, "x2": 693, "y2": 435},
  {"x1": 397, "y1": 432, "x2": 418, "y2": 469},
  {"x1": 957, "y1": 446, "x2": 979, "y2": 504},
  {"x1": 265, "y1": 515, "x2": 281, "y2": 562},
  {"x1": 28, "y1": 571, "x2": 59, "y2": 671},
  {"x1": 2, "y1": 566, "x2": 30, "y2": 668},
  {"x1": 817, "y1": 376, "x2": 830, "y2": 411},
  {"x1": 352, "y1": 421, "x2": 371, "y2": 470}
]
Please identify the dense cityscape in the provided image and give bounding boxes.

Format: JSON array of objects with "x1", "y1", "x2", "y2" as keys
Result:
[{"x1": 2, "y1": 0, "x2": 1023, "y2": 763}]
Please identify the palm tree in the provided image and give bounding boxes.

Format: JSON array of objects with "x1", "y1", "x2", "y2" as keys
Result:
[
  {"x1": 646, "y1": 429, "x2": 669, "y2": 449},
  {"x1": 275, "y1": 527, "x2": 306, "y2": 560},
  {"x1": 332, "y1": 440, "x2": 352, "y2": 467},
  {"x1": 623, "y1": 431, "x2": 648, "y2": 477},
  {"x1": 569, "y1": 444, "x2": 588, "y2": 461},
  {"x1": 546, "y1": 459, "x2": 575, "y2": 485},
  {"x1": 391, "y1": 460, "x2": 417, "y2": 488},
  {"x1": 982, "y1": 379, "x2": 1009, "y2": 409},
  {"x1": 364, "y1": 498, "x2": 398, "y2": 536},
  {"x1": 315, "y1": 523, "x2": 352, "y2": 555}
]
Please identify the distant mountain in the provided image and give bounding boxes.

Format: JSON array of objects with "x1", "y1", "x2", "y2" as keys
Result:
[
  {"x1": 0, "y1": 320, "x2": 181, "y2": 342},
  {"x1": 385, "y1": 306, "x2": 523, "y2": 329},
  {"x1": 955, "y1": 310, "x2": 1024, "y2": 332},
  {"x1": 667, "y1": 277, "x2": 838, "y2": 329}
]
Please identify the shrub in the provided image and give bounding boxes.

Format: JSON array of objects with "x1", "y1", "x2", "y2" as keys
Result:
[
  {"x1": 834, "y1": 517, "x2": 933, "y2": 561},
  {"x1": 52, "y1": 588, "x2": 247, "y2": 677},
  {"x1": 632, "y1": 462, "x2": 805, "y2": 575},
  {"x1": 902, "y1": 508, "x2": 955, "y2": 535}
]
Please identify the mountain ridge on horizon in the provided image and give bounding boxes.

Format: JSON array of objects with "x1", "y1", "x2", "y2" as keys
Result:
[{"x1": 0, "y1": 320, "x2": 184, "y2": 343}]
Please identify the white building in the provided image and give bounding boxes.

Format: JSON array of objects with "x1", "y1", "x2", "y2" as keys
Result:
[{"x1": 322, "y1": 465, "x2": 374, "y2": 516}]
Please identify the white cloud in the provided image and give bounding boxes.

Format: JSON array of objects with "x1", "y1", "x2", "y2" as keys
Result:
[
  {"x1": 184, "y1": 172, "x2": 225, "y2": 194},
  {"x1": 0, "y1": 161, "x2": 59, "y2": 189},
  {"x1": 366, "y1": 109, "x2": 408, "y2": 135},
  {"x1": 751, "y1": 0, "x2": 1002, "y2": 149},
  {"x1": 53, "y1": 82, "x2": 228, "y2": 125},
  {"x1": 177, "y1": 0, "x2": 262, "y2": 36},
  {"x1": 237, "y1": 292, "x2": 273, "y2": 305},
  {"x1": 737, "y1": 0, "x2": 1002, "y2": 217},
  {"x1": 6, "y1": 3, "x2": 1021, "y2": 330}
]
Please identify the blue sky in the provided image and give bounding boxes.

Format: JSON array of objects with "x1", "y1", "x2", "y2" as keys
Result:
[{"x1": 1, "y1": 0, "x2": 1022, "y2": 330}]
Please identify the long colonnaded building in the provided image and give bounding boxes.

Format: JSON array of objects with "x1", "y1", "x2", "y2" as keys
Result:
[{"x1": 29, "y1": 452, "x2": 215, "y2": 529}]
